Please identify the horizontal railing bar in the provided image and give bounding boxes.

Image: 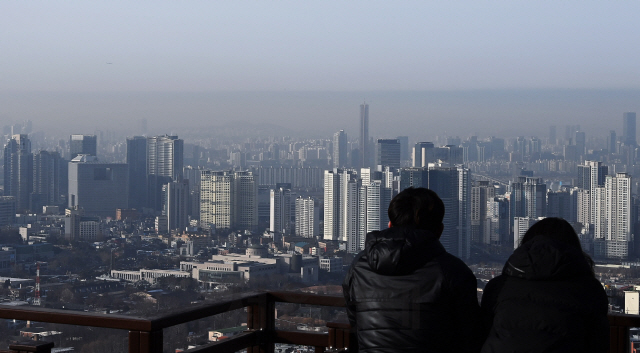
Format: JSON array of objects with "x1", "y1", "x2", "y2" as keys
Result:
[
  {"x1": 608, "y1": 313, "x2": 640, "y2": 327},
  {"x1": 184, "y1": 331, "x2": 261, "y2": 353},
  {"x1": 274, "y1": 330, "x2": 329, "y2": 347},
  {"x1": 149, "y1": 291, "x2": 266, "y2": 331},
  {"x1": 0, "y1": 305, "x2": 152, "y2": 331},
  {"x1": 268, "y1": 291, "x2": 346, "y2": 307}
]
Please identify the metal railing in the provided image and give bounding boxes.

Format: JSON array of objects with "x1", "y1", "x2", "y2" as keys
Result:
[
  {"x1": 0, "y1": 292, "x2": 637, "y2": 353},
  {"x1": 0, "y1": 291, "x2": 352, "y2": 353}
]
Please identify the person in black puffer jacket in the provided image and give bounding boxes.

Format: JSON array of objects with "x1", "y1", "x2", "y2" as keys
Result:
[
  {"x1": 481, "y1": 217, "x2": 609, "y2": 353},
  {"x1": 343, "y1": 187, "x2": 483, "y2": 353}
]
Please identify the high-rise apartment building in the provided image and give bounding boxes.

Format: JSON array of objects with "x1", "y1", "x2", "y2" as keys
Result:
[
  {"x1": 358, "y1": 180, "x2": 382, "y2": 252},
  {"x1": 69, "y1": 134, "x2": 97, "y2": 159},
  {"x1": 68, "y1": 155, "x2": 128, "y2": 218},
  {"x1": 546, "y1": 190, "x2": 574, "y2": 222},
  {"x1": 32, "y1": 150, "x2": 62, "y2": 211},
  {"x1": 270, "y1": 184, "x2": 292, "y2": 233},
  {"x1": 399, "y1": 167, "x2": 429, "y2": 191},
  {"x1": 359, "y1": 102, "x2": 369, "y2": 168},
  {"x1": 428, "y1": 167, "x2": 471, "y2": 259},
  {"x1": 471, "y1": 180, "x2": 495, "y2": 245},
  {"x1": 623, "y1": 112, "x2": 637, "y2": 146},
  {"x1": 199, "y1": 170, "x2": 257, "y2": 231},
  {"x1": 0, "y1": 197, "x2": 16, "y2": 226},
  {"x1": 323, "y1": 168, "x2": 356, "y2": 241},
  {"x1": 200, "y1": 171, "x2": 233, "y2": 230},
  {"x1": 577, "y1": 161, "x2": 608, "y2": 225},
  {"x1": 333, "y1": 130, "x2": 347, "y2": 168},
  {"x1": 509, "y1": 177, "x2": 546, "y2": 220},
  {"x1": 147, "y1": 135, "x2": 184, "y2": 211},
  {"x1": 147, "y1": 135, "x2": 184, "y2": 181},
  {"x1": 375, "y1": 139, "x2": 401, "y2": 169},
  {"x1": 234, "y1": 171, "x2": 258, "y2": 231},
  {"x1": 603, "y1": 173, "x2": 632, "y2": 259},
  {"x1": 3, "y1": 134, "x2": 32, "y2": 211},
  {"x1": 126, "y1": 136, "x2": 147, "y2": 210},
  {"x1": 295, "y1": 196, "x2": 317, "y2": 238},
  {"x1": 163, "y1": 180, "x2": 189, "y2": 231},
  {"x1": 487, "y1": 196, "x2": 510, "y2": 246}
]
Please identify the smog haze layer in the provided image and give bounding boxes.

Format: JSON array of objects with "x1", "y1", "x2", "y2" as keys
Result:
[{"x1": 3, "y1": 1, "x2": 640, "y2": 140}]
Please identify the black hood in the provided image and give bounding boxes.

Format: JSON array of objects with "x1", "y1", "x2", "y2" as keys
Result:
[
  {"x1": 365, "y1": 226, "x2": 445, "y2": 276},
  {"x1": 503, "y1": 236, "x2": 592, "y2": 280}
]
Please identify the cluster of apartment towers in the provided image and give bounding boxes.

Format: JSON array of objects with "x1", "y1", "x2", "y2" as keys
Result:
[{"x1": 1, "y1": 108, "x2": 638, "y2": 260}]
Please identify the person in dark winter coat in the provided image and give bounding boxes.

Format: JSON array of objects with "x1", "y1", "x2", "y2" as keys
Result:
[
  {"x1": 343, "y1": 187, "x2": 483, "y2": 353},
  {"x1": 481, "y1": 217, "x2": 609, "y2": 353}
]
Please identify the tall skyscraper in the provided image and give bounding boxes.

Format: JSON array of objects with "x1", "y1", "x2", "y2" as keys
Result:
[
  {"x1": 163, "y1": 180, "x2": 189, "y2": 231},
  {"x1": 359, "y1": 102, "x2": 369, "y2": 168},
  {"x1": 608, "y1": 130, "x2": 617, "y2": 153},
  {"x1": 270, "y1": 184, "x2": 292, "y2": 233},
  {"x1": 69, "y1": 134, "x2": 97, "y2": 159},
  {"x1": 575, "y1": 131, "x2": 586, "y2": 159},
  {"x1": 412, "y1": 142, "x2": 435, "y2": 167},
  {"x1": 428, "y1": 166, "x2": 471, "y2": 259},
  {"x1": 549, "y1": 125, "x2": 557, "y2": 145},
  {"x1": 623, "y1": 112, "x2": 637, "y2": 146},
  {"x1": 358, "y1": 179, "x2": 382, "y2": 252},
  {"x1": 577, "y1": 160, "x2": 608, "y2": 226},
  {"x1": 376, "y1": 139, "x2": 401, "y2": 169},
  {"x1": 0, "y1": 197, "x2": 16, "y2": 226},
  {"x1": 68, "y1": 155, "x2": 128, "y2": 218},
  {"x1": 397, "y1": 136, "x2": 409, "y2": 161},
  {"x1": 508, "y1": 176, "x2": 546, "y2": 239},
  {"x1": 126, "y1": 136, "x2": 147, "y2": 210},
  {"x1": 32, "y1": 150, "x2": 62, "y2": 211},
  {"x1": 147, "y1": 135, "x2": 184, "y2": 181},
  {"x1": 147, "y1": 135, "x2": 184, "y2": 211},
  {"x1": 471, "y1": 180, "x2": 495, "y2": 245},
  {"x1": 602, "y1": 173, "x2": 632, "y2": 258},
  {"x1": 399, "y1": 167, "x2": 429, "y2": 191},
  {"x1": 3, "y1": 134, "x2": 32, "y2": 211},
  {"x1": 234, "y1": 171, "x2": 258, "y2": 231},
  {"x1": 333, "y1": 130, "x2": 347, "y2": 168},
  {"x1": 324, "y1": 168, "x2": 358, "y2": 241}
]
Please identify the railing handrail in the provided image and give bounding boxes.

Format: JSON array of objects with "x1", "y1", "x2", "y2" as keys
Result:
[
  {"x1": 1, "y1": 292, "x2": 635, "y2": 353},
  {"x1": 608, "y1": 312, "x2": 640, "y2": 327},
  {"x1": 0, "y1": 291, "x2": 346, "y2": 333},
  {"x1": 0, "y1": 304, "x2": 152, "y2": 331}
]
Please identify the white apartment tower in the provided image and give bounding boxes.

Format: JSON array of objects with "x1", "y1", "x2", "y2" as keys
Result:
[
  {"x1": 295, "y1": 196, "x2": 317, "y2": 238},
  {"x1": 147, "y1": 135, "x2": 184, "y2": 181},
  {"x1": 604, "y1": 173, "x2": 632, "y2": 258},
  {"x1": 200, "y1": 170, "x2": 257, "y2": 231},
  {"x1": 200, "y1": 171, "x2": 233, "y2": 229}
]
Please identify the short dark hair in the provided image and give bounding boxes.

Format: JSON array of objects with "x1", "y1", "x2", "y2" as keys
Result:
[{"x1": 388, "y1": 187, "x2": 444, "y2": 233}]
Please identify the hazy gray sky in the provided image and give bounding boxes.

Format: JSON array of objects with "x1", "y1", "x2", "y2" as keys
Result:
[
  {"x1": 2, "y1": 2, "x2": 640, "y2": 139},
  {"x1": 4, "y1": 1, "x2": 640, "y2": 92}
]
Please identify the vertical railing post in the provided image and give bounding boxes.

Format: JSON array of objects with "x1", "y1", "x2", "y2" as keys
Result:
[
  {"x1": 247, "y1": 293, "x2": 275, "y2": 353},
  {"x1": 129, "y1": 330, "x2": 163, "y2": 353}
]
